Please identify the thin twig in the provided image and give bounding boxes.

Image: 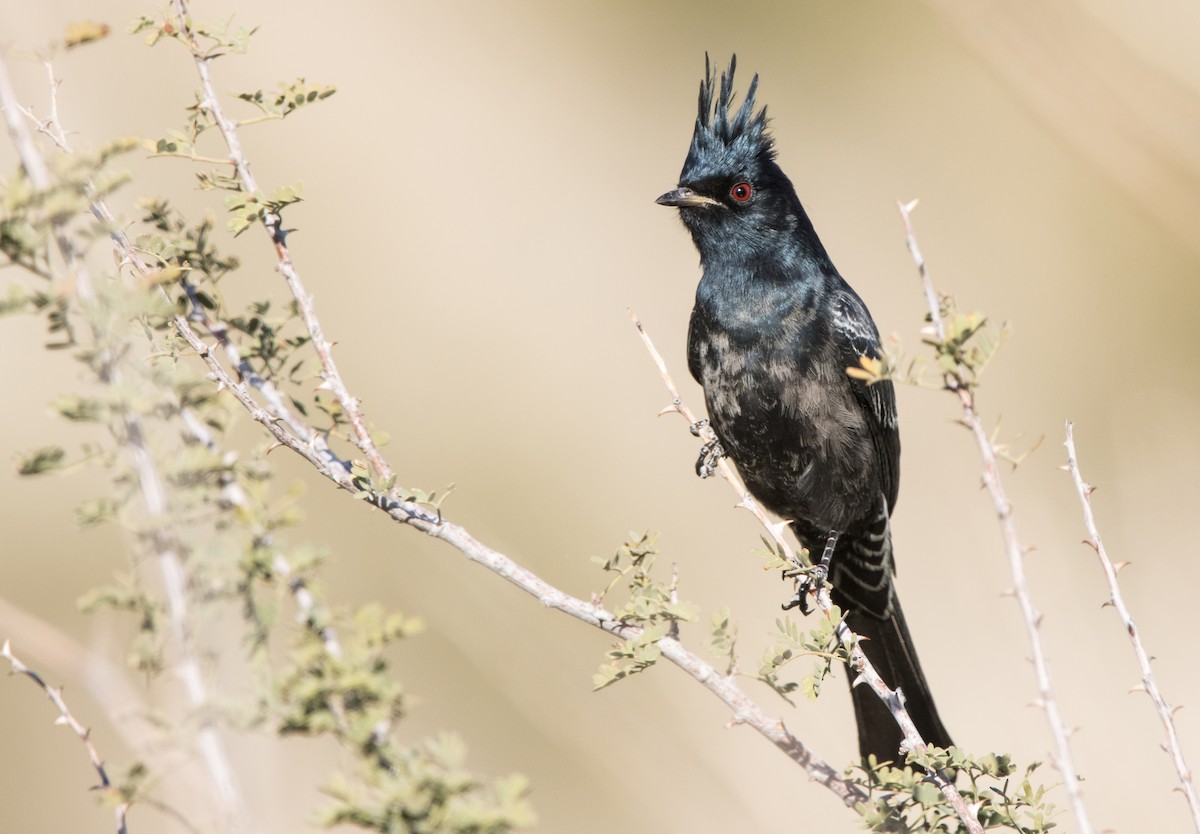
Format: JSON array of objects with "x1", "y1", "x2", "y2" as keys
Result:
[
  {"x1": 629, "y1": 309, "x2": 983, "y2": 833},
  {"x1": 17, "y1": 58, "x2": 72, "y2": 152},
  {"x1": 169, "y1": 0, "x2": 392, "y2": 485},
  {"x1": 898, "y1": 199, "x2": 1096, "y2": 834},
  {"x1": 1064, "y1": 421, "x2": 1200, "y2": 832},
  {"x1": 2, "y1": 640, "x2": 130, "y2": 834}
]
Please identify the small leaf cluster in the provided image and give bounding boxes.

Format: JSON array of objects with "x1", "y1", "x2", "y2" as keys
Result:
[
  {"x1": 0, "y1": 138, "x2": 139, "y2": 348},
  {"x1": 852, "y1": 748, "x2": 1057, "y2": 833},
  {"x1": 238, "y1": 78, "x2": 336, "y2": 120},
  {"x1": 320, "y1": 734, "x2": 536, "y2": 834},
  {"x1": 757, "y1": 609, "x2": 846, "y2": 704},
  {"x1": 224, "y1": 183, "x2": 304, "y2": 236},
  {"x1": 17, "y1": 445, "x2": 67, "y2": 475},
  {"x1": 138, "y1": 200, "x2": 321, "y2": 415},
  {"x1": 924, "y1": 298, "x2": 1009, "y2": 390},
  {"x1": 277, "y1": 602, "x2": 422, "y2": 743},
  {"x1": 707, "y1": 607, "x2": 737, "y2": 675},
  {"x1": 78, "y1": 579, "x2": 164, "y2": 676},
  {"x1": 139, "y1": 199, "x2": 241, "y2": 283},
  {"x1": 842, "y1": 295, "x2": 1008, "y2": 396},
  {"x1": 756, "y1": 533, "x2": 807, "y2": 573},
  {"x1": 350, "y1": 463, "x2": 454, "y2": 518},
  {"x1": 129, "y1": 13, "x2": 256, "y2": 56},
  {"x1": 64, "y1": 21, "x2": 112, "y2": 50},
  {"x1": 592, "y1": 532, "x2": 699, "y2": 690}
]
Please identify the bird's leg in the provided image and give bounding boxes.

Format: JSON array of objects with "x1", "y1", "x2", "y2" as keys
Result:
[
  {"x1": 782, "y1": 530, "x2": 840, "y2": 614},
  {"x1": 694, "y1": 440, "x2": 725, "y2": 478},
  {"x1": 689, "y1": 419, "x2": 726, "y2": 479}
]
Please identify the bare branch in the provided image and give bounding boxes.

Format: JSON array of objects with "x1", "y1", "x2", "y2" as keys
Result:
[
  {"x1": 1064, "y1": 421, "x2": 1200, "y2": 832},
  {"x1": 2, "y1": 640, "x2": 130, "y2": 834},
  {"x1": 898, "y1": 199, "x2": 1096, "y2": 834}
]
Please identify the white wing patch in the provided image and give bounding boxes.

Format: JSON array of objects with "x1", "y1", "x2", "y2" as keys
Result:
[
  {"x1": 832, "y1": 293, "x2": 880, "y2": 359},
  {"x1": 832, "y1": 292, "x2": 897, "y2": 430}
]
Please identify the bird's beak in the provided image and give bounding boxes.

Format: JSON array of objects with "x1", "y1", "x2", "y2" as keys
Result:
[{"x1": 655, "y1": 187, "x2": 720, "y2": 208}]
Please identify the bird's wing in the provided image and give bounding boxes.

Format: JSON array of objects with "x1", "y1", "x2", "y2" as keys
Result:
[
  {"x1": 685, "y1": 306, "x2": 707, "y2": 386},
  {"x1": 831, "y1": 290, "x2": 901, "y2": 513}
]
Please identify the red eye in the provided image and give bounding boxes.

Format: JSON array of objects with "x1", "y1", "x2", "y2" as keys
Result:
[{"x1": 730, "y1": 182, "x2": 752, "y2": 203}]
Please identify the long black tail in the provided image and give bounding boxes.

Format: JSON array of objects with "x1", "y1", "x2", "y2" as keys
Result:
[{"x1": 841, "y1": 590, "x2": 953, "y2": 763}]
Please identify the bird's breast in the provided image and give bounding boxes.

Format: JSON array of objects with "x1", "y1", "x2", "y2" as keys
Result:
[{"x1": 689, "y1": 303, "x2": 878, "y2": 532}]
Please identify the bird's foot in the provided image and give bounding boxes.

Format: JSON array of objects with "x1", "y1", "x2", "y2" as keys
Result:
[
  {"x1": 694, "y1": 440, "x2": 725, "y2": 479},
  {"x1": 688, "y1": 418, "x2": 709, "y2": 437},
  {"x1": 781, "y1": 563, "x2": 828, "y2": 614},
  {"x1": 780, "y1": 530, "x2": 840, "y2": 614}
]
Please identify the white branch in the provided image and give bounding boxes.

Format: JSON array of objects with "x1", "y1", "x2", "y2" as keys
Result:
[
  {"x1": 898, "y1": 199, "x2": 1096, "y2": 834},
  {"x1": 1064, "y1": 421, "x2": 1200, "y2": 832}
]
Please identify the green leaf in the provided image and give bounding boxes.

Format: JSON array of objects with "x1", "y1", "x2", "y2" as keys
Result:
[{"x1": 17, "y1": 446, "x2": 66, "y2": 475}]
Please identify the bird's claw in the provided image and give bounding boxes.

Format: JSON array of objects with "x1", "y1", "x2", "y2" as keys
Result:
[
  {"x1": 689, "y1": 418, "x2": 709, "y2": 438},
  {"x1": 781, "y1": 563, "x2": 828, "y2": 614},
  {"x1": 695, "y1": 440, "x2": 725, "y2": 478}
]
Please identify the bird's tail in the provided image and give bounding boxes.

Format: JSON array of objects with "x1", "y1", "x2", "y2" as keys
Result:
[{"x1": 843, "y1": 591, "x2": 953, "y2": 764}]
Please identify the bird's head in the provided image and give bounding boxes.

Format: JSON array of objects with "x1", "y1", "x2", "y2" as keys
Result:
[{"x1": 658, "y1": 56, "x2": 814, "y2": 266}]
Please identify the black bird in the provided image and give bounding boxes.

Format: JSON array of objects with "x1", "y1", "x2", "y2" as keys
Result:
[{"x1": 656, "y1": 56, "x2": 952, "y2": 762}]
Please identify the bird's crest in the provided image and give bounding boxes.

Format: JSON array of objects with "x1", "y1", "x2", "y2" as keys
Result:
[{"x1": 686, "y1": 54, "x2": 774, "y2": 176}]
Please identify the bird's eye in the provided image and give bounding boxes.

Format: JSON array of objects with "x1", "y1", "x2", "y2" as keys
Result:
[{"x1": 730, "y1": 182, "x2": 753, "y2": 203}]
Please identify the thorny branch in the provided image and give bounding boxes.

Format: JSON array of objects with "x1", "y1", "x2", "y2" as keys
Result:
[
  {"x1": 170, "y1": 0, "x2": 392, "y2": 487},
  {"x1": 3, "y1": 641, "x2": 130, "y2": 834},
  {"x1": 1064, "y1": 421, "x2": 1200, "y2": 833},
  {"x1": 898, "y1": 198, "x2": 1096, "y2": 834},
  {"x1": 629, "y1": 311, "x2": 983, "y2": 834}
]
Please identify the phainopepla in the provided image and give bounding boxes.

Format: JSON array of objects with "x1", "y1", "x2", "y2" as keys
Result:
[{"x1": 656, "y1": 56, "x2": 952, "y2": 762}]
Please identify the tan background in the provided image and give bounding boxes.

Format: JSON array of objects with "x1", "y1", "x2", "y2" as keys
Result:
[{"x1": 3, "y1": 1, "x2": 1200, "y2": 832}]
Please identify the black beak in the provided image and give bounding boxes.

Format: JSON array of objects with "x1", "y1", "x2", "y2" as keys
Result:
[{"x1": 655, "y1": 187, "x2": 721, "y2": 208}]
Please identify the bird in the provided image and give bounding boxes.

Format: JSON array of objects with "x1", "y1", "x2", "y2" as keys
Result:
[{"x1": 656, "y1": 55, "x2": 953, "y2": 763}]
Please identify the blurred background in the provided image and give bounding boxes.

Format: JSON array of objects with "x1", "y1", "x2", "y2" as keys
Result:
[{"x1": 3, "y1": 1, "x2": 1200, "y2": 831}]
